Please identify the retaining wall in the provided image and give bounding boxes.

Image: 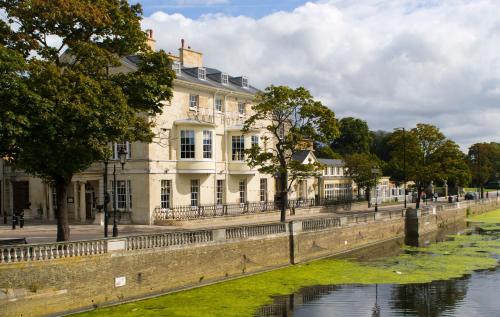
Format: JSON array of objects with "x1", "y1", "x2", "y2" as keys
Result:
[{"x1": 0, "y1": 199, "x2": 498, "y2": 317}]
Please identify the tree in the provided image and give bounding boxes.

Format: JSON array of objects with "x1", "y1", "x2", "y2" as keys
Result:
[
  {"x1": 314, "y1": 143, "x2": 342, "y2": 159},
  {"x1": 344, "y1": 152, "x2": 381, "y2": 204},
  {"x1": 388, "y1": 124, "x2": 470, "y2": 208},
  {"x1": 370, "y1": 130, "x2": 393, "y2": 162},
  {"x1": 468, "y1": 143, "x2": 500, "y2": 197},
  {"x1": 243, "y1": 85, "x2": 339, "y2": 222},
  {"x1": 0, "y1": 0, "x2": 174, "y2": 240},
  {"x1": 331, "y1": 117, "x2": 372, "y2": 155}
]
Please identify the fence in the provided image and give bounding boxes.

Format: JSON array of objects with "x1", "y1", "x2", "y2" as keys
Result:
[{"x1": 225, "y1": 223, "x2": 286, "y2": 240}]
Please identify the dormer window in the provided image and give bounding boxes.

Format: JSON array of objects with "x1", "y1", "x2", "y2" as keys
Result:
[
  {"x1": 242, "y1": 77, "x2": 248, "y2": 88},
  {"x1": 198, "y1": 68, "x2": 206, "y2": 80},
  {"x1": 172, "y1": 61, "x2": 181, "y2": 75},
  {"x1": 221, "y1": 73, "x2": 228, "y2": 85}
]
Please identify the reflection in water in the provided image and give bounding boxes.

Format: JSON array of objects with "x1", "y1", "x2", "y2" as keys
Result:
[{"x1": 256, "y1": 222, "x2": 500, "y2": 317}]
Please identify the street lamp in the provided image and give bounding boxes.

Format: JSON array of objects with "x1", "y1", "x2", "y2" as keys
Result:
[
  {"x1": 496, "y1": 172, "x2": 499, "y2": 199},
  {"x1": 395, "y1": 127, "x2": 407, "y2": 208},
  {"x1": 112, "y1": 145, "x2": 128, "y2": 237},
  {"x1": 372, "y1": 166, "x2": 380, "y2": 212}
]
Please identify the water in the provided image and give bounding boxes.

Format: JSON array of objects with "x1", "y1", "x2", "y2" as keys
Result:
[{"x1": 257, "y1": 223, "x2": 500, "y2": 317}]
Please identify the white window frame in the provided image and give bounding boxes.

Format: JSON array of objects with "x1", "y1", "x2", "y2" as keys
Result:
[
  {"x1": 198, "y1": 67, "x2": 206, "y2": 80},
  {"x1": 232, "y1": 135, "x2": 245, "y2": 161},
  {"x1": 215, "y1": 97, "x2": 223, "y2": 112},
  {"x1": 190, "y1": 179, "x2": 199, "y2": 207},
  {"x1": 260, "y1": 178, "x2": 268, "y2": 202},
  {"x1": 238, "y1": 102, "x2": 246, "y2": 116},
  {"x1": 221, "y1": 73, "x2": 229, "y2": 85},
  {"x1": 216, "y1": 180, "x2": 224, "y2": 205},
  {"x1": 112, "y1": 142, "x2": 131, "y2": 160},
  {"x1": 172, "y1": 61, "x2": 181, "y2": 75},
  {"x1": 251, "y1": 135, "x2": 259, "y2": 147},
  {"x1": 203, "y1": 130, "x2": 212, "y2": 159},
  {"x1": 160, "y1": 180, "x2": 171, "y2": 209},
  {"x1": 325, "y1": 184, "x2": 334, "y2": 200},
  {"x1": 180, "y1": 130, "x2": 195, "y2": 159},
  {"x1": 111, "y1": 180, "x2": 132, "y2": 211},
  {"x1": 189, "y1": 94, "x2": 199, "y2": 110},
  {"x1": 239, "y1": 179, "x2": 246, "y2": 204}
]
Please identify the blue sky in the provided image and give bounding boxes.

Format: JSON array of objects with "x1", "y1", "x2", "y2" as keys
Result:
[{"x1": 138, "y1": 0, "x2": 307, "y2": 18}]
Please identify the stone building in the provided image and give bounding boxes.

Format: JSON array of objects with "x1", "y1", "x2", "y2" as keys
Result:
[{"x1": 0, "y1": 35, "x2": 278, "y2": 224}]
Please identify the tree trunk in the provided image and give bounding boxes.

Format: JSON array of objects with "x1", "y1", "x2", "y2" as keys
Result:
[
  {"x1": 280, "y1": 170, "x2": 288, "y2": 222},
  {"x1": 55, "y1": 176, "x2": 70, "y2": 241},
  {"x1": 416, "y1": 184, "x2": 422, "y2": 209},
  {"x1": 366, "y1": 186, "x2": 371, "y2": 208},
  {"x1": 480, "y1": 186, "x2": 484, "y2": 199}
]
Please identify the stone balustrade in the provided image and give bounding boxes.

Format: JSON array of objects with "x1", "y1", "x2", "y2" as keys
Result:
[{"x1": 225, "y1": 223, "x2": 287, "y2": 240}]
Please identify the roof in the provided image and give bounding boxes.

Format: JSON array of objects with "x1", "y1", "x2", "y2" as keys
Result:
[
  {"x1": 291, "y1": 150, "x2": 317, "y2": 163},
  {"x1": 317, "y1": 158, "x2": 344, "y2": 166},
  {"x1": 124, "y1": 56, "x2": 259, "y2": 96}
]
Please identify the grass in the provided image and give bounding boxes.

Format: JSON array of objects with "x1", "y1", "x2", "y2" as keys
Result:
[
  {"x1": 463, "y1": 187, "x2": 497, "y2": 193},
  {"x1": 77, "y1": 210, "x2": 500, "y2": 317}
]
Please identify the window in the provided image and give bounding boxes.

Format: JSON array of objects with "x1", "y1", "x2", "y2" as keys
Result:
[
  {"x1": 242, "y1": 77, "x2": 248, "y2": 88},
  {"x1": 325, "y1": 184, "x2": 334, "y2": 200},
  {"x1": 190, "y1": 180, "x2": 199, "y2": 207},
  {"x1": 324, "y1": 168, "x2": 328, "y2": 176},
  {"x1": 232, "y1": 135, "x2": 245, "y2": 160},
  {"x1": 238, "y1": 102, "x2": 246, "y2": 115},
  {"x1": 198, "y1": 67, "x2": 206, "y2": 80},
  {"x1": 203, "y1": 130, "x2": 212, "y2": 159},
  {"x1": 239, "y1": 179, "x2": 246, "y2": 204},
  {"x1": 112, "y1": 142, "x2": 131, "y2": 160},
  {"x1": 251, "y1": 135, "x2": 259, "y2": 147},
  {"x1": 180, "y1": 130, "x2": 195, "y2": 159},
  {"x1": 215, "y1": 98, "x2": 223, "y2": 112},
  {"x1": 111, "y1": 180, "x2": 132, "y2": 210},
  {"x1": 298, "y1": 180, "x2": 307, "y2": 199},
  {"x1": 160, "y1": 180, "x2": 171, "y2": 209},
  {"x1": 216, "y1": 180, "x2": 224, "y2": 205},
  {"x1": 221, "y1": 73, "x2": 228, "y2": 85},
  {"x1": 172, "y1": 61, "x2": 181, "y2": 75},
  {"x1": 260, "y1": 179, "x2": 268, "y2": 202},
  {"x1": 189, "y1": 94, "x2": 199, "y2": 110}
]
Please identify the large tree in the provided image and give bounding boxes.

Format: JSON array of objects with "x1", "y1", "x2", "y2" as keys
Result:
[
  {"x1": 343, "y1": 152, "x2": 381, "y2": 205},
  {"x1": 0, "y1": 0, "x2": 174, "y2": 240},
  {"x1": 388, "y1": 124, "x2": 470, "y2": 208},
  {"x1": 468, "y1": 143, "x2": 500, "y2": 197},
  {"x1": 331, "y1": 117, "x2": 372, "y2": 156},
  {"x1": 243, "y1": 85, "x2": 339, "y2": 222}
]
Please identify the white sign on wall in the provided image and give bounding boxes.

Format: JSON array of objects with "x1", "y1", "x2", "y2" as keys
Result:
[{"x1": 115, "y1": 276, "x2": 126, "y2": 287}]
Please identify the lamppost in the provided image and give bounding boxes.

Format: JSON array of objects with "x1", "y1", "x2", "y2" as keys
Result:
[
  {"x1": 112, "y1": 145, "x2": 128, "y2": 237},
  {"x1": 496, "y1": 172, "x2": 499, "y2": 199},
  {"x1": 395, "y1": 127, "x2": 407, "y2": 208},
  {"x1": 103, "y1": 160, "x2": 109, "y2": 238},
  {"x1": 372, "y1": 166, "x2": 380, "y2": 212}
]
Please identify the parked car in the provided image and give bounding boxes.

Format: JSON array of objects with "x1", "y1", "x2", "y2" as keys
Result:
[{"x1": 464, "y1": 192, "x2": 477, "y2": 200}]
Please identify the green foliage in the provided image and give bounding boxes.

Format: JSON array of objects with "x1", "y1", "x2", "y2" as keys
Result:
[
  {"x1": 331, "y1": 117, "x2": 372, "y2": 155},
  {"x1": 243, "y1": 85, "x2": 339, "y2": 219},
  {"x1": 0, "y1": 0, "x2": 174, "y2": 240},
  {"x1": 468, "y1": 143, "x2": 500, "y2": 191},
  {"x1": 314, "y1": 144, "x2": 342, "y2": 159},
  {"x1": 343, "y1": 152, "x2": 382, "y2": 198},
  {"x1": 77, "y1": 209, "x2": 500, "y2": 317},
  {"x1": 370, "y1": 130, "x2": 393, "y2": 162},
  {"x1": 388, "y1": 124, "x2": 470, "y2": 207}
]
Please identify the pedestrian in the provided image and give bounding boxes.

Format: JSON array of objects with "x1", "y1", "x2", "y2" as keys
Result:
[{"x1": 434, "y1": 193, "x2": 438, "y2": 202}]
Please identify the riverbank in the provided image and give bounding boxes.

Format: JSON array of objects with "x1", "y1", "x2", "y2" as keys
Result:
[{"x1": 76, "y1": 209, "x2": 500, "y2": 317}]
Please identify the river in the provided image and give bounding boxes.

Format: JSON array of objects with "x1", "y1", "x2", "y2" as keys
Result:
[{"x1": 256, "y1": 222, "x2": 500, "y2": 317}]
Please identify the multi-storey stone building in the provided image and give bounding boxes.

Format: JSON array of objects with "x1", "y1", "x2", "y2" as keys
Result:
[{"x1": 0, "y1": 36, "x2": 280, "y2": 224}]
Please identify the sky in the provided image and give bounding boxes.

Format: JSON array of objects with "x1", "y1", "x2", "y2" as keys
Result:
[{"x1": 137, "y1": 0, "x2": 500, "y2": 150}]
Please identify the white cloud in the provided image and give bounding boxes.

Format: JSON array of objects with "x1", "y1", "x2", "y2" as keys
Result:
[
  {"x1": 174, "y1": 0, "x2": 229, "y2": 6},
  {"x1": 142, "y1": 0, "x2": 500, "y2": 150}
]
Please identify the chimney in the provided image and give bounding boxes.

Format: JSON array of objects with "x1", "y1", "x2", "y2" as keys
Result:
[
  {"x1": 179, "y1": 39, "x2": 203, "y2": 67},
  {"x1": 146, "y1": 29, "x2": 156, "y2": 51}
]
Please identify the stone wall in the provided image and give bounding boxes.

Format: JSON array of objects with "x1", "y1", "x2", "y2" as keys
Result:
[{"x1": 0, "y1": 199, "x2": 498, "y2": 317}]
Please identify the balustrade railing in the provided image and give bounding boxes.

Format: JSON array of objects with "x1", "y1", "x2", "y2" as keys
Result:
[
  {"x1": 302, "y1": 217, "x2": 341, "y2": 231},
  {"x1": 127, "y1": 230, "x2": 213, "y2": 250},
  {"x1": 226, "y1": 223, "x2": 286, "y2": 240},
  {"x1": 0, "y1": 239, "x2": 106, "y2": 264}
]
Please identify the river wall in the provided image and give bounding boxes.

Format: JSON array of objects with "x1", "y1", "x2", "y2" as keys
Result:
[{"x1": 0, "y1": 199, "x2": 498, "y2": 317}]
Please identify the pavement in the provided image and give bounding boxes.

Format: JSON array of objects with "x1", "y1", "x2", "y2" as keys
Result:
[{"x1": 0, "y1": 199, "x2": 453, "y2": 243}]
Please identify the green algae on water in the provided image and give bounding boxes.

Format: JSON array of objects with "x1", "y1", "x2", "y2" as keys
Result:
[{"x1": 77, "y1": 210, "x2": 500, "y2": 317}]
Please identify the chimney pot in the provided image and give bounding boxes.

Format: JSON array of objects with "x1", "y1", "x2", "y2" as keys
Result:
[{"x1": 181, "y1": 38, "x2": 185, "y2": 49}]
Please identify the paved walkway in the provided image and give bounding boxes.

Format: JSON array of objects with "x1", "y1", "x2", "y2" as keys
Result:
[{"x1": 0, "y1": 200, "x2": 443, "y2": 243}]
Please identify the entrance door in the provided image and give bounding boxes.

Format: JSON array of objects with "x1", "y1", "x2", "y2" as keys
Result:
[
  {"x1": 12, "y1": 181, "x2": 29, "y2": 213},
  {"x1": 85, "y1": 193, "x2": 92, "y2": 219}
]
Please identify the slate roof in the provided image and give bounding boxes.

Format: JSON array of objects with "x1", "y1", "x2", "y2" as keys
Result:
[
  {"x1": 291, "y1": 150, "x2": 314, "y2": 163},
  {"x1": 124, "y1": 56, "x2": 259, "y2": 95},
  {"x1": 317, "y1": 158, "x2": 344, "y2": 166}
]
